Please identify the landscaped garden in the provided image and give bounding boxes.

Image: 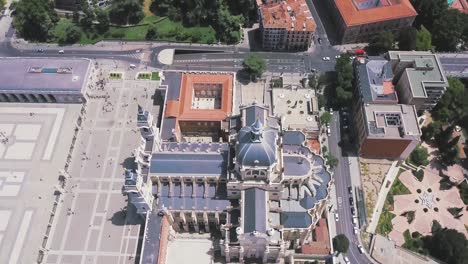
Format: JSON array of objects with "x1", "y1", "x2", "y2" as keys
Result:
[
  {"x1": 151, "y1": 71, "x2": 160, "y2": 81},
  {"x1": 137, "y1": 72, "x2": 152, "y2": 80},
  {"x1": 109, "y1": 72, "x2": 122, "y2": 79}
]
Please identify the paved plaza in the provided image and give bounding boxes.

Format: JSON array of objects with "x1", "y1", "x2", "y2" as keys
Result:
[
  {"x1": 389, "y1": 169, "x2": 468, "y2": 246},
  {"x1": 0, "y1": 104, "x2": 81, "y2": 264},
  {"x1": 166, "y1": 237, "x2": 214, "y2": 264},
  {"x1": 41, "y1": 61, "x2": 159, "y2": 264}
]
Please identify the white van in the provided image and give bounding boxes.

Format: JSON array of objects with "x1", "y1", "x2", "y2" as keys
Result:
[{"x1": 129, "y1": 64, "x2": 137, "y2": 69}]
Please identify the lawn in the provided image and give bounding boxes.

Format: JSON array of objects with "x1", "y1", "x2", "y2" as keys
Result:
[
  {"x1": 52, "y1": 15, "x2": 217, "y2": 45},
  {"x1": 137, "y1": 72, "x2": 151, "y2": 80},
  {"x1": 390, "y1": 177, "x2": 411, "y2": 196},
  {"x1": 151, "y1": 71, "x2": 160, "y2": 80}
]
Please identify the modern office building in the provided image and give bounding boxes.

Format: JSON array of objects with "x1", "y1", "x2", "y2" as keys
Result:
[
  {"x1": 123, "y1": 74, "x2": 333, "y2": 263},
  {"x1": 257, "y1": 0, "x2": 316, "y2": 50},
  {"x1": 354, "y1": 103, "x2": 421, "y2": 159},
  {"x1": 0, "y1": 57, "x2": 92, "y2": 104},
  {"x1": 328, "y1": 0, "x2": 417, "y2": 44},
  {"x1": 388, "y1": 51, "x2": 449, "y2": 112}
]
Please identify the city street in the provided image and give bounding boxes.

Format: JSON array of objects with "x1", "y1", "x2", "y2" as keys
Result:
[{"x1": 329, "y1": 113, "x2": 373, "y2": 264}]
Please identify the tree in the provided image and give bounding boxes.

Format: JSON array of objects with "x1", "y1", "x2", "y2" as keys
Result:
[
  {"x1": 458, "y1": 181, "x2": 468, "y2": 205},
  {"x1": 320, "y1": 112, "x2": 332, "y2": 125},
  {"x1": 60, "y1": 24, "x2": 81, "y2": 44},
  {"x1": 432, "y1": 9, "x2": 465, "y2": 51},
  {"x1": 243, "y1": 54, "x2": 266, "y2": 80},
  {"x1": 368, "y1": 31, "x2": 394, "y2": 54},
  {"x1": 13, "y1": 0, "x2": 59, "y2": 42},
  {"x1": 109, "y1": 0, "x2": 144, "y2": 25},
  {"x1": 422, "y1": 228, "x2": 468, "y2": 264},
  {"x1": 333, "y1": 234, "x2": 350, "y2": 254},
  {"x1": 416, "y1": 26, "x2": 432, "y2": 51},
  {"x1": 80, "y1": 4, "x2": 95, "y2": 31},
  {"x1": 334, "y1": 56, "x2": 354, "y2": 107},
  {"x1": 145, "y1": 26, "x2": 158, "y2": 40},
  {"x1": 72, "y1": 7, "x2": 80, "y2": 24},
  {"x1": 421, "y1": 121, "x2": 442, "y2": 142},
  {"x1": 398, "y1": 27, "x2": 417, "y2": 51},
  {"x1": 409, "y1": 145, "x2": 429, "y2": 166},
  {"x1": 95, "y1": 9, "x2": 110, "y2": 33},
  {"x1": 432, "y1": 77, "x2": 468, "y2": 124},
  {"x1": 326, "y1": 154, "x2": 339, "y2": 168},
  {"x1": 412, "y1": 0, "x2": 449, "y2": 31},
  {"x1": 435, "y1": 125, "x2": 460, "y2": 168}
]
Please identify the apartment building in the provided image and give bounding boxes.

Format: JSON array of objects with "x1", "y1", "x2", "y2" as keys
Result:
[
  {"x1": 388, "y1": 51, "x2": 448, "y2": 112},
  {"x1": 354, "y1": 103, "x2": 421, "y2": 159},
  {"x1": 328, "y1": 0, "x2": 417, "y2": 44},
  {"x1": 257, "y1": 0, "x2": 316, "y2": 50},
  {"x1": 353, "y1": 56, "x2": 421, "y2": 160}
]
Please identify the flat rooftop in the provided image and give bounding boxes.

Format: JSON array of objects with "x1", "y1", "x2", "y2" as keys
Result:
[
  {"x1": 333, "y1": 0, "x2": 417, "y2": 26},
  {"x1": 356, "y1": 58, "x2": 398, "y2": 103},
  {"x1": 388, "y1": 51, "x2": 448, "y2": 98},
  {"x1": 260, "y1": 0, "x2": 316, "y2": 31},
  {"x1": 364, "y1": 103, "x2": 421, "y2": 139},
  {"x1": 272, "y1": 87, "x2": 319, "y2": 131},
  {"x1": 0, "y1": 57, "x2": 91, "y2": 94}
]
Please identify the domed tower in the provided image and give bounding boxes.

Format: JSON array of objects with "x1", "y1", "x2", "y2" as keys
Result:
[{"x1": 235, "y1": 118, "x2": 279, "y2": 182}]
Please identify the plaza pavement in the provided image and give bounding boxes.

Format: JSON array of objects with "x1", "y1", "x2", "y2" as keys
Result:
[
  {"x1": 41, "y1": 60, "x2": 159, "y2": 264},
  {"x1": 0, "y1": 104, "x2": 81, "y2": 264},
  {"x1": 389, "y1": 169, "x2": 468, "y2": 246}
]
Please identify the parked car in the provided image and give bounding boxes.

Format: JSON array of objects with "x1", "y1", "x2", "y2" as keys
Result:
[
  {"x1": 348, "y1": 186, "x2": 353, "y2": 194},
  {"x1": 36, "y1": 49, "x2": 44, "y2": 53},
  {"x1": 357, "y1": 244, "x2": 364, "y2": 253},
  {"x1": 354, "y1": 226, "x2": 359, "y2": 234},
  {"x1": 344, "y1": 256, "x2": 350, "y2": 264},
  {"x1": 322, "y1": 57, "x2": 330, "y2": 61},
  {"x1": 349, "y1": 197, "x2": 354, "y2": 206},
  {"x1": 351, "y1": 207, "x2": 355, "y2": 216},
  {"x1": 58, "y1": 50, "x2": 64, "y2": 54},
  {"x1": 335, "y1": 213, "x2": 339, "y2": 222},
  {"x1": 335, "y1": 55, "x2": 341, "y2": 59},
  {"x1": 352, "y1": 216, "x2": 358, "y2": 225},
  {"x1": 327, "y1": 127, "x2": 331, "y2": 136}
]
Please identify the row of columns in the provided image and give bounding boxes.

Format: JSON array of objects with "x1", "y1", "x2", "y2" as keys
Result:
[
  {"x1": 0, "y1": 93, "x2": 57, "y2": 103},
  {"x1": 167, "y1": 210, "x2": 221, "y2": 233}
]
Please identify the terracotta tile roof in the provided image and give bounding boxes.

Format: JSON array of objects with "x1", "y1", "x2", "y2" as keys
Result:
[
  {"x1": 164, "y1": 73, "x2": 233, "y2": 122},
  {"x1": 307, "y1": 139, "x2": 321, "y2": 154},
  {"x1": 260, "y1": 0, "x2": 316, "y2": 32},
  {"x1": 333, "y1": 0, "x2": 417, "y2": 26},
  {"x1": 301, "y1": 218, "x2": 331, "y2": 255}
]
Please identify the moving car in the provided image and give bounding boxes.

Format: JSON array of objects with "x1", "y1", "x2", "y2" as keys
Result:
[
  {"x1": 36, "y1": 49, "x2": 44, "y2": 53},
  {"x1": 327, "y1": 127, "x2": 331, "y2": 136},
  {"x1": 335, "y1": 213, "x2": 339, "y2": 222},
  {"x1": 322, "y1": 57, "x2": 331, "y2": 61},
  {"x1": 335, "y1": 55, "x2": 341, "y2": 59},
  {"x1": 58, "y1": 50, "x2": 64, "y2": 54}
]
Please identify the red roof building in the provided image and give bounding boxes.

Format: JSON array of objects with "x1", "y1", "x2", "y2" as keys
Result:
[
  {"x1": 328, "y1": 0, "x2": 417, "y2": 43},
  {"x1": 258, "y1": 0, "x2": 316, "y2": 50},
  {"x1": 301, "y1": 218, "x2": 331, "y2": 256}
]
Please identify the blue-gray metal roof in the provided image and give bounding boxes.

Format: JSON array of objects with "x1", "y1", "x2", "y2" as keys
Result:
[
  {"x1": 236, "y1": 123, "x2": 277, "y2": 167},
  {"x1": 160, "y1": 117, "x2": 177, "y2": 141},
  {"x1": 283, "y1": 155, "x2": 311, "y2": 176},
  {"x1": 141, "y1": 204, "x2": 163, "y2": 264},
  {"x1": 157, "y1": 183, "x2": 229, "y2": 211},
  {"x1": 245, "y1": 105, "x2": 266, "y2": 126},
  {"x1": 0, "y1": 57, "x2": 91, "y2": 94},
  {"x1": 161, "y1": 71, "x2": 182, "y2": 100},
  {"x1": 356, "y1": 58, "x2": 396, "y2": 103},
  {"x1": 150, "y1": 152, "x2": 228, "y2": 175},
  {"x1": 244, "y1": 188, "x2": 267, "y2": 233},
  {"x1": 280, "y1": 212, "x2": 312, "y2": 228},
  {"x1": 283, "y1": 131, "x2": 306, "y2": 145}
]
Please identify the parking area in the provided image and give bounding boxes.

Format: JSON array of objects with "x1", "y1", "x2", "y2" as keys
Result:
[
  {"x1": 0, "y1": 104, "x2": 80, "y2": 263},
  {"x1": 41, "y1": 60, "x2": 159, "y2": 264}
]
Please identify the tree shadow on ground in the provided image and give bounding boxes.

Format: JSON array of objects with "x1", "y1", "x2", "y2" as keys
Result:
[{"x1": 236, "y1": 69, "x2": 254, "y2": 85}]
